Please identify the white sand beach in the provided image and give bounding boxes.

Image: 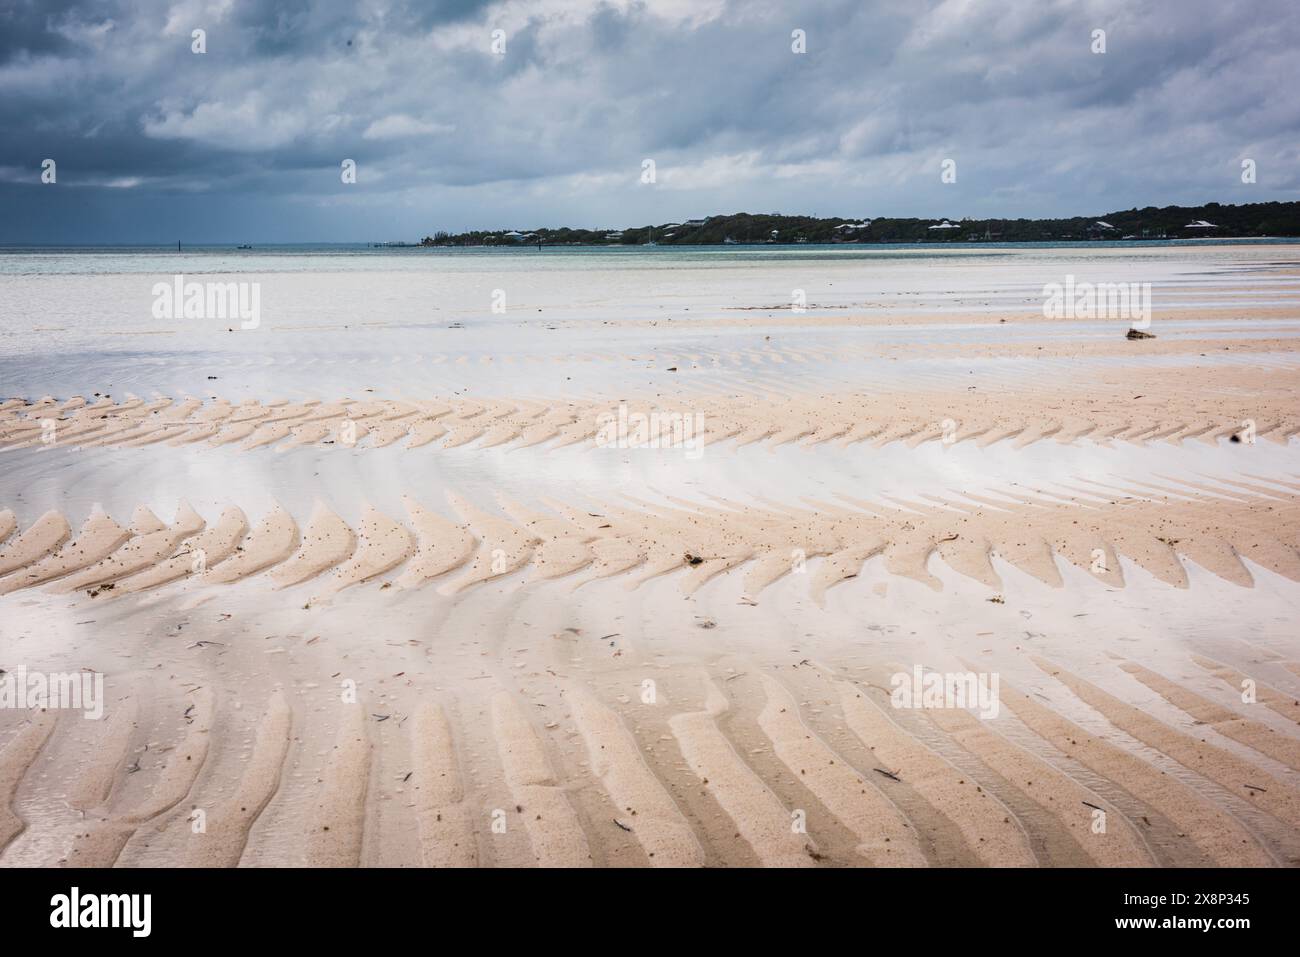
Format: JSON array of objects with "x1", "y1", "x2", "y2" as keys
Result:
[{"x1": 1, "y1": 242, "x2": 1299, "y2": 867}]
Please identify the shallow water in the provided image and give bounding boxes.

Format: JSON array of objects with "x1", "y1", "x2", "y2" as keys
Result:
[{"x1": 2, "y1": 243, "x2": 1298, "y2": 401}]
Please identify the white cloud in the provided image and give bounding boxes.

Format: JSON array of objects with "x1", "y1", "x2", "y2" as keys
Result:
[
  {"x1": 362, "y1": 115, "x2": 455, "y2": 140},
  {"x1": 142, "y1": 96, "x2": 314, "y2": 150}
]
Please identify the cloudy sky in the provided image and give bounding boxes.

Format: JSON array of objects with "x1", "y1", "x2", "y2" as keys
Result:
[{"x1": 2, "y1": 0, "x2": 1297, "y2": 243}]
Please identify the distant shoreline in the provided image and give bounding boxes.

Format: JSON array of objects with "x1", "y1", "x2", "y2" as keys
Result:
[
  {"x1": 419, "y1": 201, "x2": 1300, "y2": 248},
  {"x1": 4, "y1": 238, "x2": 1300, "y2": 253}
]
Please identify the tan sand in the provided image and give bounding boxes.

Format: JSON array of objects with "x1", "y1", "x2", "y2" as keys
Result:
[
  {"x1": 837, "y1": 682, "x2": 1037, "y2": 866},
  {"x1": 491, "y1": 692, "x2": 592, "y2": 867},
  {"x1": 669, "y1": 676, "x2": 818, "y2": 867},
  {"x1": 4, "y1": 624, "x2": 1300, "y2": 867},
  {"x1": 0, "y1": 509, "x2": 130, "y2": 596},
  {"x1": 0, "y1": 477, "x2": 1294, "y2": 602},
  {"x1": 0, "y1": 713, "x2": 57, "y2": 852},
  {"x1": 410, "y1": 703, "x2": 478, "y2": 867},
  {"x1": 3, "y1": 274, "x2": 1300, "y2": 868},
  {"x1": 757, "y1": 674, "x2": 925, "y2": 865},
  {"x1": 302, "y1": 701, "x2": 371, "y2": 867},
  {"x1": 5, "y1": 366, "x2": 1298, "y2": 456}
]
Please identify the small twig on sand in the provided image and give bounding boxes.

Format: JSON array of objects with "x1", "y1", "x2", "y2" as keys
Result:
[{"x1": 873, "y1": 768, "x2": 901, "y2": 782}]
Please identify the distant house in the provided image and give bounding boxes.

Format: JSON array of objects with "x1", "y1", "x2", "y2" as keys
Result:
[
  {"x1": 604, "y1": 232, "x2": 623, "y2": 240},
  {"x1": 835, "y1": 221, "x2": 872, "y2": 232},
  {"x1": 927, "y1": 221, "x2": 960, "y2": 231},
  {"x1": 1094, "y1": 221, "x2": 1115, "y2": 230},
  {"x1": 684, "y1": 219, "x2": 707, "y2": 228},
  {"x1": 1185, "y1": 220, "x2": 1218, "y2": 229},
  {"x1": 503, "y1": 230, "x2": 525, "y2": 239}
]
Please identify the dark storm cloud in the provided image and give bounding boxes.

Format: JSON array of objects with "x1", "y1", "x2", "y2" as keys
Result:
[
  {"x1": 0, "y1": 0, "x2": 1297, "y2": 242},
  {"x1": 0, "y1": 0, "x2": 106, "y2": 64}
]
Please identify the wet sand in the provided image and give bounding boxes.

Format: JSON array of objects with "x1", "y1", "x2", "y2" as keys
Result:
[{"x1": 2, "y1": 243, "x2": 1299, "y2": 868}]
